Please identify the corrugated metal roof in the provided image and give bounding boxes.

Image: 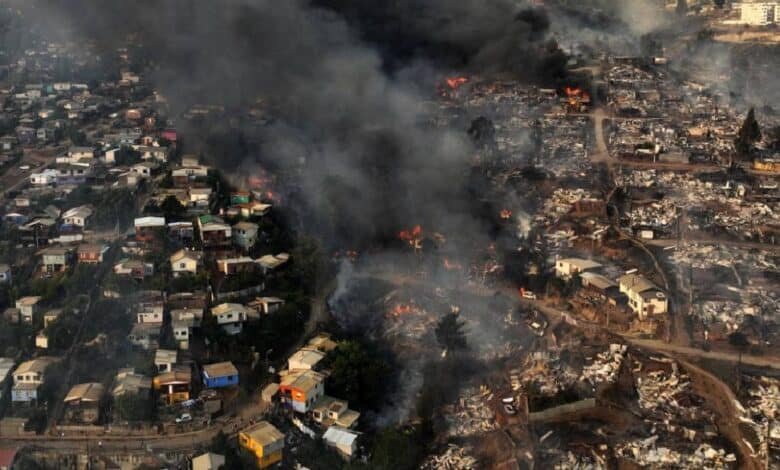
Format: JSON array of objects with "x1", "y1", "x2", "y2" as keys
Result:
[
  {"x1": 323, "y1": 426, "x2": 358, "y2": 447},
  {"x1": 64, "y1": 382, "x2": 105, "y2": 403}
]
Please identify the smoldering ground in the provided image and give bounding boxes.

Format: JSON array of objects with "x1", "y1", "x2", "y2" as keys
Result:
[{"x1": 327, "y1": 250, "x2": 537, "y2": 427}]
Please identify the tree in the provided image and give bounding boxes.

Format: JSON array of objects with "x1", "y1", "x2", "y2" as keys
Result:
[
  {"x1": 368, "y1": 427, "x2": 425, "y2": 470},
  {"x1": 44, "y1": 313, "x2": 80, "y2": 351},
  {"x1": 11, "y1": 454, "x2": 44, "y2": 470},
  {"x1": 728, "y1": 331, "x2": 750, "y2": 392},
  {"x1": 435, "y1": 313, "x2": 467, "y2": 351},
  {"x1": 159, "y1": 195, "x2": 186, "y2": 220},
  {"x1": 114, "y1": 393, "x2": 154, "y2": 422},
  {"x1": 468, "y1": 116, "x2": 496, "y2": 150},
  {"x1": 640, "y1": 34, "x2": 662, "y2": 57},
  {"x1": 113, "y1": 147, "x2": 142, "y2": 166},
  {"x1": 734, "y1": 108, "x2": 762, "y2": 159},
  {"x1": 325, "y1": 340, "x2": 391, "y2": 410}
]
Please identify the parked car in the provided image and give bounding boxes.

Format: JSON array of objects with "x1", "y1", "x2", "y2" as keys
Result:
[{"x1": 175, "y1": 413, "x2": 192, "y2": 424}]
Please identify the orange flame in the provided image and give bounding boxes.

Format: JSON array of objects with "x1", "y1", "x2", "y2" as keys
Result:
[
  {"x1": 564, "y1": 86, "x2": 590, "y2": 109},
  {"x1": 389, "y1": 303, "x2": 416, "y2": 317},
  {"x1": 399, "y1": 225, "x2": 423, "y2": 242},
  {"x1": 445, "y1": 77, "x2": 468, "y2": 90},
  {"x1": 443, "y1": 258, "x2": 462, "y2": 271},
  {"x1": 248, "y1": 173, "x2": 273, "y2": 190},
  {"x1": 500, "y1": 209, "x2": 513, "y2": 219}
]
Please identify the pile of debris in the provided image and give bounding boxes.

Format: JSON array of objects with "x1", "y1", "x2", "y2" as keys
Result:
[
  {"x1": 740, "y1": 375, "x2": 780, "y2": 461},
  {"x1": 442, "y1": 385, "x2": 497, "y2": 437},
  {"x1": 540, "y1": 116, "x2": 592, "y2": 177},
  {"x1": 547, "y1": 450, "x2": 605, "y2": 470},
  {"x1": 537, "y1": 188, "x2": 596, "y2": 225},
  {"x1": 626, "y1": 198, "x2": 677, "y2": 231},
  {"x1": 615, "y1": 437, "x2": 736, "y2": 468},
  {"x1": 580, "y1": 344, "x2": 627, "y2": 388},
  {"x1": 713, "y1": 201, "x2": 779, "y2": 238},
  {"x1": 420, "y1": 444, "x2": 478, "y2": 470},
  {"x1": 381, "y1": 292, "x2": 440, "y2": 341},
  {"x1": 746, "y1": 376, "x2": 780, "y2": 422},
  {"x1": 669, "y1": 243, "x2": 779, "y2": 273},
  {"x1": 518, "y1": 353, "x2": 578, "y2": 397},
  {"x1": 635, "y1": 362, "x2": 695, "y2": 418},
  {"x1": 696, "y1": 300, "x2": 755, "y2": 332}
]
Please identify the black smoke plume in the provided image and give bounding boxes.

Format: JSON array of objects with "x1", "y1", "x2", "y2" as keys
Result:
[{"x1": 10, "y1": 0, "x2": 575, "y2": 247}]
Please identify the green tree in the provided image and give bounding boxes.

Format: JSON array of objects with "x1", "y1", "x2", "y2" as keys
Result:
[
  {"x1": 435, "y1": 313, "x2": 468, "y2": 351},
  {"x1": 325, "y1": 340, "x2": 391, "y2": 410},
  {"x1": 113, "y1": 147, "x2": 142, "y2": 166},
  {"x1": 44, "y1": 313, "x2": 80, "y2": 351},
  {"x1": 289, "y1": 236, "x2": 325, "y2": 296},
  {"x1": 12, "y1": 453, "x2": 45, "y2": 470},
  {"x1": 114, "y1": 393, "x2": 154, "y2": 422},
  {"x1": 369, "y1": 427, "x2": 425, "y2": 470},
  {"x1": 159, "y1": 195, "x2": 186, "y2": 220}
]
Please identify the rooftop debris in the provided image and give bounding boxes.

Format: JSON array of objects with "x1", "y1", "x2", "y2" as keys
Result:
[
  {"x1": 420, "y1": 444, "x2": 478, "y2": 470},
  {"x1": 442, "y1": 385, "x2": 497, "y2": 437},
  {"x1": 615, "y1": 438, "x2": 736, "y2": 468},
  {"x1": 579, "y1": 344, "x2": 627, "y2": 388}
]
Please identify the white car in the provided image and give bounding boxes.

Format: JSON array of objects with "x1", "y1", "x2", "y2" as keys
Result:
[{"x1": 175, "y1": 413, "x2": 192, "y2": 424}]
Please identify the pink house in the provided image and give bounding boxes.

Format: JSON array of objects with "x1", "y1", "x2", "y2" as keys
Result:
[{"x1": 161, "y1": 129, "x2": 178, "y2": 143}]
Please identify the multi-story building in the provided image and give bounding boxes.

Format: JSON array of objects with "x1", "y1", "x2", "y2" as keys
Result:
[
  {"x1": 279, "y1": 369, "x2": 326, "y2": 413},
  {"x1": 239, "y1": 421, "x2": 285, "y2": 469},
  {"x1": 740, "y1": 2, "x2": 779, "y2": 25},
  {"x1": 618, "y1": 274, "x2": 669, "y2": 320},
  {"x1": 11, "y1": 357, "x2": 58, "y2": 403}
]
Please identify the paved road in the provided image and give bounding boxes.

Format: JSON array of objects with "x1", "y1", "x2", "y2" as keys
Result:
[
  {"x1": 625, "y1": 338, "x2": 780, "y2": 370},
  {"x1": 646, "y1": 237, "x2": 780, "y2": 252},
  {"x1": 2, "y1": 399, "x2": 268, "y2": 452},
  {"x1": 0, "y1": 147, "x2": 61, "y2": 195}
]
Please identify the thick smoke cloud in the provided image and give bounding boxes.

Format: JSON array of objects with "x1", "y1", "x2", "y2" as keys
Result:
[
  {"x1": 312, "y1": 0, "x2": 569, "y2": 81},
  {"x1": 14, "y1": 0, "x2": 558, "y2": 246},
  {"x1": 6, "y1": 1, "x2": 450, "y2": 243}
]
